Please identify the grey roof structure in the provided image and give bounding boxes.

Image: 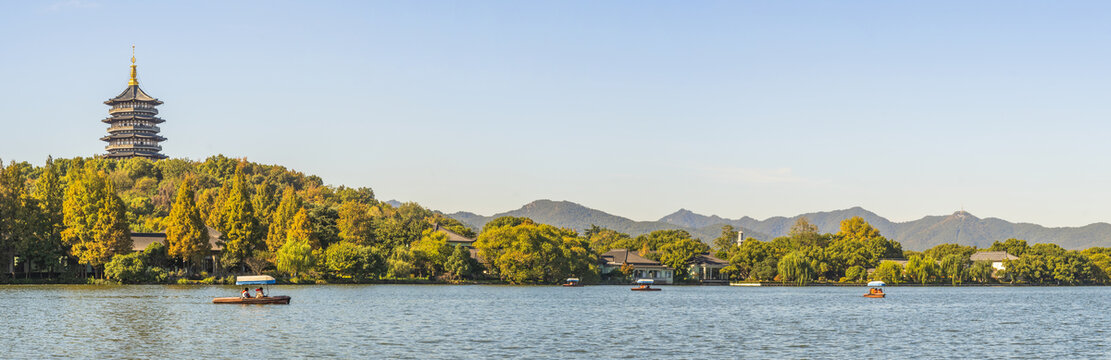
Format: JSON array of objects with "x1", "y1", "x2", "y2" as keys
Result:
[
  {"x1": 129, "y1": 227, "x2": 225, "y2": 252},
  {"x1": 970, "y1": 251, "x2": 1019, "y2": 262},
  {"x1": 600, "y1": 249, "x2": 671, "y2": 269},
  {"x1": 689, "y1": 253, "x2": 729, "y2": 266},
  {"x1": 105, "y1": 84, "x2": 162, "y2": 105}
]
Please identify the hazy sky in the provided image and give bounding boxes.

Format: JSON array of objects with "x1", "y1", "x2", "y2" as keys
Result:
[{"x1": 3, "y1": 1, "x2": 1111, "y2": 226}]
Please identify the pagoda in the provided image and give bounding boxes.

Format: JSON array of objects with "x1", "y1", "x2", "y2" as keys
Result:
[{"x1": 101, "y1": 48, "x2": 167, "y2": 160}]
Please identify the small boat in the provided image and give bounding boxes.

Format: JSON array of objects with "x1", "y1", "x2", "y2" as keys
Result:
[
  {"x1": 730, "y1": 282, "x2": 762, "y2": 287},
  {"x1": 631, "y1": 278, "x2": 661, "y2": 291},
  {"x1": 562, "y1": 278, "x2": 584, "y2": 287},
  {"x1": 213, "y1": 275, "x2": 292, "y2": 304},
  {"x1": 863, "y1": 280, "x2": 886, "y2": 298},
  {"x1": 212, "y1": 296, "x2": 292, "y2": 304}
]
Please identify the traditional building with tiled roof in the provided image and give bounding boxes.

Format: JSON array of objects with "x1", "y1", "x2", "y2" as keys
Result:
[
  {"x1": 971, "y1": 251, "x2": 1019, "y2": 272},
  {"x1": 689, "y1": 252, "x2": 729, "y2": 284},
  {"x1": 600, "y1": 248, "x2": 674, "y2": 284}
]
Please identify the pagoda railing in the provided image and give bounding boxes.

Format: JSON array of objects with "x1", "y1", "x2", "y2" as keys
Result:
[
  {"x1": 109, "y1": 107, "x2": 159, "y2": 115},
  {"x1": 106, "y1": 144, "x2": 163, "y2": 151},
  {"x1": 106, "y1": 126, "x2": 161, "y2": 132}
]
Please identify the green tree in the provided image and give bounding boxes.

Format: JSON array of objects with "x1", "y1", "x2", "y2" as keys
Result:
[
  {"x1": 989, "y1": 238, "x2": 1029, "y2": 257},
  {"x1": 165, "y1": 181, "x2": 210, "y2": 270},
  {"x1": 217, "y1": 170, "x2": 261, "y2": 269},
  {"x1": 657, "y1": 238, "x2": 710, "y2": 282},
  {"x1": 939, "y1": 254, "x2": 969, "y2": 285},
  {"x1": 872, "y1": 261, "x2": 903, "y2": 284},
  {"x1": 776, "y1": 251, "x2": 812, "y2": 285},
  {"x1": 445, "y1": 244, "x2": 476, "y2": 281},
  {"x1": 323, "y1": 241, "x2": 380, "y2": 280},
  {"x1": 905, "y1": 255, "x2": 938, "y2": 284},
  {"x1": 845, "y1": 265, "x2": 866, "y2": 282},
  {"x1": 585, "y1": 226, "x2": 631, "y2": 253},
  {"x1": 712, "y1": 225, "x2": 739, "y2": 257},
  {"x1": 276, "y1": 235, "x2": 315, "y2": 277},
  {"x1": 968, "y1": 261, "x2": 995, "y2": 283},
  {"x1": 28, "y1": 157, "x2": 66, "y2": 272},
  {"x1": 410, "y1": 228, "x2": 452, "y2": 278},
  {"x1": 474, "y1": 217, "x2": 599, "y2": 284}
]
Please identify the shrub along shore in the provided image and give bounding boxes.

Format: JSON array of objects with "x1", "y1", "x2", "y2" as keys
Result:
[{"x1": 1, "y1": 156, "x2": 1108, "y2": 286}]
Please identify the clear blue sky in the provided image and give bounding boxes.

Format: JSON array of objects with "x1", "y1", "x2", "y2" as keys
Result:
[{"x1": 3, "y1": 1, "x2": 1111, "y2": 227}]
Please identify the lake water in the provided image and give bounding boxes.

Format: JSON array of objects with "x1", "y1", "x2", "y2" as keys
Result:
[{"x1": 1, "y1": 285, "x2": 1107, "y2": 359}]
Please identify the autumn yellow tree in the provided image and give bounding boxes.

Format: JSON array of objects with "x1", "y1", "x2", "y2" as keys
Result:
[
  {"x1": 165, "y1": 181, "x2": 210, "y2": 271},
  {"x1": 62, "y1": 163, "x2": 132, "y2": 277}
]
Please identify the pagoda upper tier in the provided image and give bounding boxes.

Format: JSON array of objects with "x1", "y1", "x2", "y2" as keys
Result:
[{"x1": 102, "y1": 52, "x2": 167, "y2": 160}]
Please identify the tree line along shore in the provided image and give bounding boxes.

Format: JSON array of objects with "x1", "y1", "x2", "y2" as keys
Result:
[{"x1": 0, "y1": 156, "x2": 1109, "y2": 286}]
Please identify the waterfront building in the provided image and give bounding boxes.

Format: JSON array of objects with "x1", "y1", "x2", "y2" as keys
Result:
[
  {"x1": 970, "y1": 251, "x2": 1018, "y2": 272},
  {"x1": 101, "y1": 48, "x2": 167, "y2": 159},
  {"x1": 600, "y1": 249, "x2": 674, "y2": 284},
  {"x1": 688, "y1": 252, "x2": 729, "y2": 284}
]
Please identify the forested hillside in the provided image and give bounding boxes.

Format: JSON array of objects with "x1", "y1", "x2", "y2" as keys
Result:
[{"x1": 0, "y1": 155, "x2": 475, "y2": 282}]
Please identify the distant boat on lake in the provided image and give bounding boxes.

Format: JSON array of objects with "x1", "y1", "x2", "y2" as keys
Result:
[
  {"x1": 631, "y1": 278, "x2": 661, "y2": 291},
  {"x1": 863, "y1": 281, "x2": 886, "y2": 298}
]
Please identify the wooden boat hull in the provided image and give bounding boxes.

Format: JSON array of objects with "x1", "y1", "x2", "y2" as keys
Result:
[
  {"x1": 213, "y1": 296, "x2": 291, "y2": 304},
  {"x1": 862, "y1": 293, "x2": 885, "y2": 298},
  {"x1": 631, "y1": 287, "x2": 661, "y2": 291}
]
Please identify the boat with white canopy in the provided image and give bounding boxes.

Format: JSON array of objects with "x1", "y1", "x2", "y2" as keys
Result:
[{"x1": 212, "y1": 275, "x2": 291, "y2": 304}]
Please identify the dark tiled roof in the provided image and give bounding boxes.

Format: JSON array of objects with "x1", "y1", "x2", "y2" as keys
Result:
[
  {"x1": 971, "y1": 251, "x2": 1019, "y2": 261},
  {"x1": 600, "y1": 249, "x2": 667, "y2": 268},
  {"x1": 435, "y1": 225, "x2": 475, "y2": 244},
  {"x1": 689, "y1": 253, "x2": 728, "y2": 266},
  {"x1": 105, "y1": 84, "x2": 162, "y2": 104}
]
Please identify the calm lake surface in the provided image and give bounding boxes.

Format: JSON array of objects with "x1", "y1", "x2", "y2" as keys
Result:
[{"x1": 1, "y1": 285, "x2": 1108, "y2": 359}]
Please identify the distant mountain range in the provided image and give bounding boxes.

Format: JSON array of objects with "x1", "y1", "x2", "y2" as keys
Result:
[{"x1": 443, "y1": 200, "x2": 1111, "y2": 250}]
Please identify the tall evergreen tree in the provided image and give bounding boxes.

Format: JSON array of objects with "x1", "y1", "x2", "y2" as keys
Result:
[
  {"x1": 266, "y1": 187, "x2": 302, "y2": 252},
  {"x1": 287, "y1": 208, "x2": 317, "y2": 249},
  {"x1": 217, "y1": 170, "x2": 261, "y2": 268},
  {"x1": 61, "y1": 164, "x2": 132, "y2": 276},
  {"x1": 26, "y1": 157, "x2": 65, "y2": 272},
  {"x1": 165, "y1": 180, "x2": 210, "y2": 270}
]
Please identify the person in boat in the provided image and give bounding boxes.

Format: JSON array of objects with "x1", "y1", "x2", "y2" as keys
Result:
[
  {"x1": 241, "y1": 288, "x2": 250, "y2": 298},
  {"x1": 255, "y1": 287, "x2": 265, "y2": 298}
]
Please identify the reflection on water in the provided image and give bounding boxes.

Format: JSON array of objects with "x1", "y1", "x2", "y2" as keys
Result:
[{"x1": 1, "y1": 285, "x2": 1107, "y2": 358}]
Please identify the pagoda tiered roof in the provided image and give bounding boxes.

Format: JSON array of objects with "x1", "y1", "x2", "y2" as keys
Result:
[{"x1": 105, "y1": 84, "x2": 162, "y2": 105}]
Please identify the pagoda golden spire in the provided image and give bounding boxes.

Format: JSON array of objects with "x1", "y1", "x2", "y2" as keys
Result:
[{"x1": 129, "y1": 45, "x2": 138, "y2": 86}]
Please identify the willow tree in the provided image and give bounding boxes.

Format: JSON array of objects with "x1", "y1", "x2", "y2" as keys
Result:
[
  {"x1": 905, "y1": 255, "x2": 938, "y2": 284},
  {"x1": 777, "y1": 251, "x2": 812, "y2": 286},
  {"x1": 165, "y1": 181, "x2": 210, "y2": 271},
  {"x1": 939, "y1": 254, "x2": 969, "y2": 285},
  {"x1": 61, "y1": 164, "x2": 132, "y2": 277}
]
